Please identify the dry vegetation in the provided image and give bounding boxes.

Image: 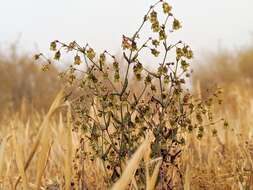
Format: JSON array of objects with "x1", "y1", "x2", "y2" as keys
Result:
[
  {"x1": 1, "y1": 47, "x2": 253, "y2": 190},
  {"x1": 1, "y1": 1, "x2": 253, "y2": 190},
  {"x1": 0, "y1": 48, "x2": 62, "y2": 121}
]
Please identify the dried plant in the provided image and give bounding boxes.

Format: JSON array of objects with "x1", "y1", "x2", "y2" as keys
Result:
[{"x1": 34, "y1": 0, "x2": 224, "y2": 188}]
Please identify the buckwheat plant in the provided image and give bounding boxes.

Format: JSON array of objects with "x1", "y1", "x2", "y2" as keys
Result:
[{"x1": 35, "y1": 0, "x2": 224, "y2": 188}]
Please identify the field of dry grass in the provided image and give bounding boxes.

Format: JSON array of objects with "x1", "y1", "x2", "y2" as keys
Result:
[{"x1": 1, "y1": 45, "x2": 253, "y2": 190}]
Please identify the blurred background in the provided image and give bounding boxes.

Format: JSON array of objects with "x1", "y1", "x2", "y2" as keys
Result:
[
  {"x1": 0, "y1": 0, "x2": 253, "y2": 117},
  {"x1": 1, "y1": 0, "x2": 253, "y2": 54}
]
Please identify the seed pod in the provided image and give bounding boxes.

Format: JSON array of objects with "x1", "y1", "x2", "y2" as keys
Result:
[
  {"x1": 74, "y1": 54, "x2": 81, "y2": 65},
  {"x1": 50, "y1": 41, "x2": 57, "y2": 51},
  {"x1": 54, "y1": 51, "x2": 61, "y2": 60}
]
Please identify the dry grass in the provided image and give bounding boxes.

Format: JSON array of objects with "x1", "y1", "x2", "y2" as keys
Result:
[
  {"x1": 111, "y1": 132, "x2": 154, "y2": 190},
  {"x1": 0, "y1": 49, "x2": 61, "y2": 119},
  {"x1": 1, "y1": 46, "x2": 253, "y2": 189},
  {"x1": 2, "y1": 91, "x2": 253, "y2": 189}
]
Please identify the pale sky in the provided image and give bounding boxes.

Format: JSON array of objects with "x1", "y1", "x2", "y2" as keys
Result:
[{"x1": 1, "y1": 0, "x2": 253, "y2": 58}]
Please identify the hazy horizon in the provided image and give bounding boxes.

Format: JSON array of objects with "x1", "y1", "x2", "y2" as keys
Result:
[{"x1": 1, "y1": 0, "x2": 253, "y2": 58}]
